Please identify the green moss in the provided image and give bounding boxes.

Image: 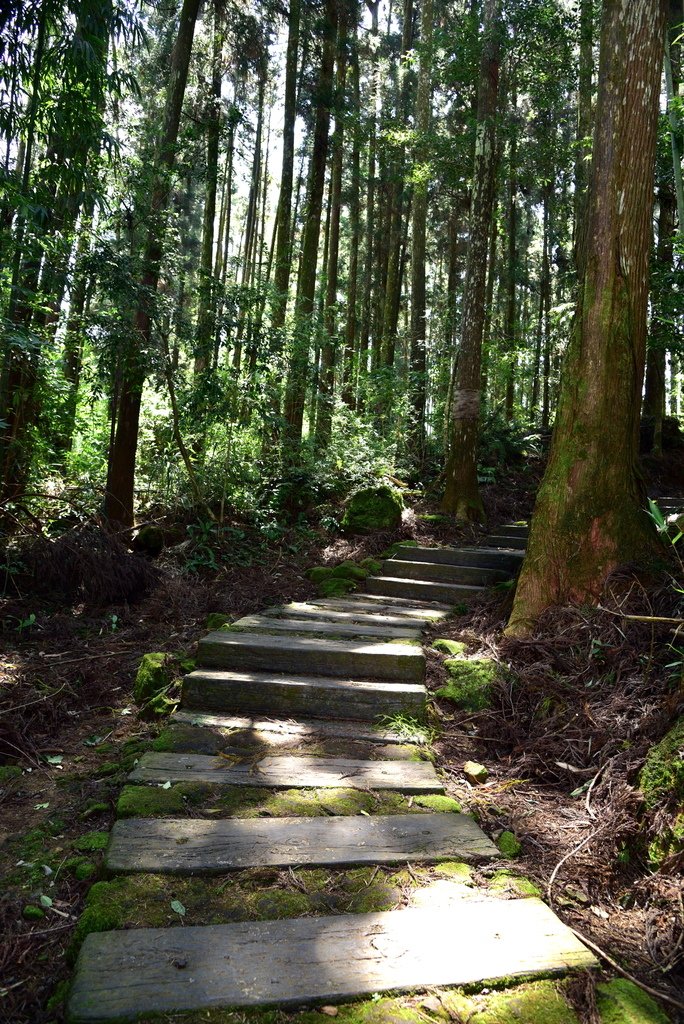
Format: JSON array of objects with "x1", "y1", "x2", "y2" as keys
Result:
[
  {"x1": 73, "y1": 830, "x2": 109, "y2": 852},
  {"x1": 639, "y1": 718, "x2": 684, "y2": 809},
  {"x1": 417, "y1": 513, "x2": 450, "y2": 524},
  {"x1": 432, "y1": 639, "x2": 467, "y2": 656},
  {"x1": 95, "y1": 760, "x2": 120, "y2": 777},
  {"x1": 80, "y1": 800, "x2": 109, "y2": 819},
  {"x1": 116, "y1": 782, "x2": 215, "y2": 818},
  {"x1": 206, "y1": 613, "x2": 231, "y2": 630},
  {"x1": 435, "y1": 861, "x2": 473, "y2": 882},
  {"x1": 306, "y1": 566, "x2": 334, "y2": 583},
  {"x1": 379, "y1": 540, "x2": 420, "y2": 558},
  {"x1": 134, "y1": 652, "x2": 175, "y2": 718},
  {"x1": 497, "y1": 831, "x2": 522, "y2": 858},
  {"x1": 0, "y1": 764, "x2": 22, "y2": 784},
  {"x1": 596, "y1": 979, "x2": 670, "y2": 1023},
  {"x1": 319, "y1": 577, "x2": 357, "y2": 597},
  {"x1": 65, "y1": 856, "x2": 97, "y2": 880},
  {"x1": 413, "y1": 794, "x2": 462, "y2": 812},
  {"x1": 22, "y1": 904, "x2": 45, "y2": 920},
  {"x1": 46, "y1": 979, "x2": 70, "y2": 1014},
  {"x1": 331, "y1": 560, "x2": 369, "y2": 581},
  {"x1": 342, "y1": 485, "x2": 404, "y2": 533},
  {"x1": 359, "y1": 557, "x2": 383, "y2": 574},
  {"x1": 489, "y1": 870, "x2": 540, "y2": 897},
  {"x1": 436, "y1": 658, "x2": 499, "y2": 711},
  {"x1": 472, "y1": 981, "x2": 577, "y2": 1024},
  {"x1": 252, "y1": 890, "x2": 311, "y2": 919}
]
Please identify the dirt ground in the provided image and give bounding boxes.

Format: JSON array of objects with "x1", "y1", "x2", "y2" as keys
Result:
[{"x1": 1, "y1": 462, "x2": 682, "y2": 1024}]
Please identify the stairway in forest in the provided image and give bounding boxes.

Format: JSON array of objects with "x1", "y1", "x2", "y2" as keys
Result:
[{"x1": 68, "y1": 523, "x2": 598, "y2": 1022}]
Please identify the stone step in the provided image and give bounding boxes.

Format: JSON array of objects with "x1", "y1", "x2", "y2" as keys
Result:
[
  {"x1": 366, "y1": 576, "x2": 484, "y2": 605},
  {"x1": 309, "y1": 596, "x2": 451, "y2": 618},
  {"x1": 260, "y1": 602, "x2": 434, "y2": 630},
  {"x1": 382, "y1": 559, "x2": 505, "y2": 587},
  {"x1": 230, "y1": 614, "x2": 421, "y2": 642},
  {"x1": 484, "y1": 535, "x2": 527, "y2": 550},
  {"x1": 127, "y1": 752, "x2": 444, "y2": 793},
  {"x1": 183, "y1": 669, "x2": 427, "y2": 721},
  {"x1": 106, "y1": 812, "x2": 497, "y2": 874},
  {"x1": 173, "y1": 710, "x2": 425, "y2": 744},
  {"x1": 396, "y1": 546, "x2": 524, "y2": 571},
  {"x1": 68, "y1": 901, "x2": 596, "y2": 1021},
  {"x1": 495, "y1": 523, "x2": 529, "y2": 536},
  {"x1": 197, "y1": 631, "x2": 425, "y2": 683}
]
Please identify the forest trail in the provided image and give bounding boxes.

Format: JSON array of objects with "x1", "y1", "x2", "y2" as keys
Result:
[{"x1": 66, "y1": 526, "x2": 602, "y2": 1021}]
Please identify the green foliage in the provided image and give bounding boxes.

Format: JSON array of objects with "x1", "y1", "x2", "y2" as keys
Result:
[{"x1": 133, "y1": 652, "x2": 176, "y2": 718}]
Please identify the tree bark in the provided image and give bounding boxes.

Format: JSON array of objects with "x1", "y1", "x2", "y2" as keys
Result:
[
  {"x1": 441, "y1": 0, "x2": 502, "y2": 520},
  {"x1": 507, "y1": 0, "x2": 666, "y2": 635},
  {"x1": 644, "y1": 184, "x2": 675, "y2": 454}
]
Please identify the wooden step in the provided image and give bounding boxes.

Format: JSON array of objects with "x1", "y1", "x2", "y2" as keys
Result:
[
  {"x1": 174, "y1": 710, "x2": 425, "y2": 744},
  {"x1": 127, "y1": 752, "x2": 444, "y2": 792},
  {"x1": 494, "y1": 524, "x2": 529, "y2": 537},
  {"x1": 197, "y1": 631, "x2": 425, "y2": 682},
  {"x1": 484, "y1": 535, "x2": 527, "y2": 550},
  {"x1": 230, "y1": 614, "x2": 421, "y2": 642},
  {"x1": 260, "y1": 602, "x2": 434, "y2": 630},
  {"x1": 309, "y1": 596, "x2": 451, "y2": 618},
  {"x1": 396, "y1": 546, "x2": 524, "y2": 571},
  {"x1": 106, "y1": 813, "x2": 497, "y2": 874},
  {"x1": 382, "y1": 559, "x2": 505, "y2": 587},
  {"x1": 68, "y1": 901, "x2": 596, "y2": 1021},
  {"x1": 182, "y1": 669, "x2": 427, "y2": 721},
  {"x1": 366, "y1": 576, "x2": 484, "y2": 605}
]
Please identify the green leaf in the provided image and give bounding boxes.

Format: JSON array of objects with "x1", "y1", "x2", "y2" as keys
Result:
[
  {"x1": 44, "y1": 754, "x2": 63, "y2": 765},
  {"x1": 170, "y1": 900, "x2": 186, "y2": 917},
  {"x1": 40, "y1": 895, "x2": 53, "y2": 908},
  {"x1": 34, "y1": 802, "x2": 49, "y2": 810}
]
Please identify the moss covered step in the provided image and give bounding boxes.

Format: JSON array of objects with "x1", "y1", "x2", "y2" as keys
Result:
[
  {"x1": 366, "y1": 575, "x2": 484, "y2": 604},
  {"x1": 196, "y1": 631, "x2": 425, "y2": 682},
  {"x1": 182, "y1": 669, "x2": 426, "y2": 721},
  {"x1": 127, "y1": 752, "x2": 444, "y2": 792},
  {"x1": 484, "y1": 535, "x2": 527, "y2": 550},
  {"x1": 382, "y1": 559, "x2": 507, "y2": 587},
  {"x1": 68, "y1": 900, "x2": 596, "y2": 1021},
  {"x1": 260, "y1": 602, "x2": 438, "y2": 630},
  {"x1": 397, "y1": 545, "x2": 524, "y2": 572},
  {"x1": 229, "y1": 613, "x2": 422, "y2": 642},
  {"x1": 106, "y1": 812, "x2": 497, "y2": 874},
  {"x1": 310, "y1": 595, "x2": 452, "y2": 617},
  {"x1": 173, "y1": 710, "x2": 424, "y2": 744}
]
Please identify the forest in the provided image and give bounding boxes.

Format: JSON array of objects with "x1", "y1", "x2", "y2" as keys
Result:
[{"x1": 1, "y1": 0, "x2": 684, "y2": 1021}]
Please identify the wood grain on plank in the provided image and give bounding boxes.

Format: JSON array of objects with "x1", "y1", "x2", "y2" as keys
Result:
[
  {"x1": 173, "y1": 710, "x2": 423, "y2": 744},
  {"x1": 230, "y1": 614, "x2": 422, "y2": 641},
  {"x1": 128, "y1": 752, "x2": 444, "y2": 792},
  {"x1": 68, "y1": 902, "x2": 596, "y2": 1021},
  {"x1": 261, "y1": 603, "x2": 435, "y2": 630},
  {"x1": 106, "y1": 813, "x2": 497, "y2": 873}
]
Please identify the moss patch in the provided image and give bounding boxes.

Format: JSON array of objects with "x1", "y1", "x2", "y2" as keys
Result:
[
  {"x1": 0, "y1": 764, "x2": 22, "y2": 784},
  {"x1": 639, "y1": 717, "x2": 684, "y2": 809},
  {"x1": 319, "y1": 577, "x2": 358, "y2": 598},
  {"x1": 496, "y1": 831, "x2": 522, "y2": 858},
  {"x1": 206, "y1": 612, "x2": 231, "y2": 630},
  {"x1": 436, "y1": 658, "x2": 499, "y2": 711},
  {"x1": 72, "y1": 830, "x2": 109, "y2": 852},
  {"x1": 433, "y1": 638, "x2": 467, "y2": 656},
  {"x1": 596, "y1": 979, "x2": 670, "y2": 1024},
  {"x1": 134, "y1": 652, "x2": 175, "y2": 718},
  {"x1": 489, "y1": 870, "x2": 540, "y2": 898},
  {"x1": 463, "y1": 981, "x2": 576, "y2": 1023},
  {"x1": 342, "y1": 486, "x2": 404, "y2": 533},
  {"x1": 331, "y1": 560, "x2": 369, "y2": 581}
]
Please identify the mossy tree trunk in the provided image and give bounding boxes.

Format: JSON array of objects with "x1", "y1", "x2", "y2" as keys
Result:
[
  {"x1": 441, "y1": 0, "x2": 502, "y2": 521},
  {"x1": 506, "y1": 0, "x2": 666, "y2": 636}
]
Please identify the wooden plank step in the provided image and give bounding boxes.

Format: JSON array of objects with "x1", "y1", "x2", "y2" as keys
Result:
[
  {"x1": 485, "y1": 535, "x2": 527, "y2": 550},
  {"x1": 173, "y1": 710, "x2": 425, "y2": 744},
  {"x1": 197, "y1": 631, "x2": 425, "y2": 683},
  {"x1": 230, "y1": 614, "x2": 421, "y2": 642},
  {"x1": 260, "y1": 602, "x2": 434, "y2": 630},
  {"x1": 396, "y1": 546, "x2": 524, "y2": 571},
  {"x1": 366, "y1": 576, "x2": 484, "y2": 605},
  {"x1": 182, "y1": 669, "x2": 427, "y2": 721},
  {"x1": 127, "y1": 752, "x2": 444, "y2": 793},
  {"x1": 382, "y1": 559, "x2": 505, "y2": 587},
  {"x1": 68, "y1": 901, "x2": 596, "y2": 1021},
  {"x1": 106, "y1": 813, "x2": 497, "y2": 874},
  {"x1": 494, "y1": 524, "x2": 529, "y2": 537},
  {"x1": 309, "y1": 596, "x2": 451, "y2": 618}
]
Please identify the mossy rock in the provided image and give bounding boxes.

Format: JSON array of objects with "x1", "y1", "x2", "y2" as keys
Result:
[
  {"x1": 22, "y1": 904, "x2": 45, "y2": 921},
  {"x1": 433, "y1": 638, "x2": 467, "y2": 657},
  {"x1": 413, "y1": 794, "x2": 462, "y2": 813},
  {"x1": 306, "y1": 566, "x2": 334, "y2": 583},
  {"x1": 331, "y1": 560, "x2": 369, "y2": 581},
  {"x1": 639, "y1": 717, "x2": 684, "y2": 809},
  {"x1": 0, "y1": 764, "x2": 22, "y2": 784},
  {"x1": 133, "y1": 652, "x2": 175, "y2": 719},
  {"x1": 206, "y1": 612, "x2": 231, "y2": 630},
  {"x1": 489, "y1": 869, "x2": 540, "y2": 897},
  {"x1": 132, "y1": 524, "x2": 164, "y2": 557},
  {"x1": 319, "y1": 577, "x2": 357, "y2": 598},
  {"x1": 436, "y1": 657, "x2": 499, "y2": 711},
  {"x1": 342, "y1": 485, "x2": 404, "y2": 534},
  {"x1": 497, "y1": 831, "x2": 522, "y2": 858},
  {"x1": 359, "y1": 557, "x2": 383, "y2": 574},
  {"x1": 379, "y1": 540, "x2": 420, "y2": 559},
  {"x1": 596, "y1": 978, "x2": 670, "y2": 1023}
]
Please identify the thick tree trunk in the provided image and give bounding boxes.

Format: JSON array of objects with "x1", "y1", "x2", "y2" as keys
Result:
[
  {"x1": 441, "y1": 0, "x2": 502, "y2": 520},
  {"x1": 574, "y1": 0, "x2": 593, "y2": 250},
  {"x1": 507, "y1": 0, "x2": 665, "y2": 635},
  {"x1": 341, "y1": 24, "x2": 361, "y2": 408},
  {"x1": 104, "y1": 0, "x2": 201, "y2": 527}
]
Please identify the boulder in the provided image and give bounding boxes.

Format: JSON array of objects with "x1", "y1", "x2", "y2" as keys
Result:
[{"x1": 341, "y1": 486, "x2": 404, "y2": 534}]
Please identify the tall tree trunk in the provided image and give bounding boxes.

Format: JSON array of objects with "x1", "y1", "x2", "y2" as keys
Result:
[
  {"x1": 408, "y1": 0, "x2": 434, "y2": 471},
  {"x1": 507, "y1": 0, "x2": 665, "y2": 635},
  {"x1": 358, "y1": 1, "x2": 380, "y2": 403},
  {"x1": 502, "y1": 88, "x2": 518, "y2": 420},
  {"x1": 341, "y1": 23, "x2": 361, "y2": 408},
  {"x1": 442, "y1": 0, "x2": 502, "y2": 520},
  {"x1": 282, "y1": 0, "x2": 338, "y2": 456},
  {"x1": 531, "y1": 188, "x2": 550, "y2": 419},
  {"x1": 103, "y1": 0, "x2": 201, "y2": 526},
  {"x1": 644, "y1": 184, "x2": 675, "y2": 454},
  {"x1": 574, "y1": 0, "x2": 593, "y2": 250}
]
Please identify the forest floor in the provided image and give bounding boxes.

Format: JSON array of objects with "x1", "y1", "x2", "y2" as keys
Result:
[{"x1": 1, "y1": 455, "x2": 683, "y2": 1024}]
